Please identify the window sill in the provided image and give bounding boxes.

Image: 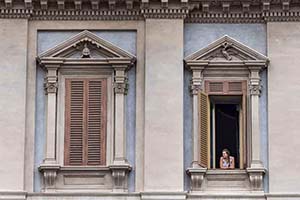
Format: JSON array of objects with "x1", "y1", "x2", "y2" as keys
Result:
[
  {"x1": 60, "y1": 166, "x2": 110, "y2": 172},
  {"x1": 206, "y1": 169, "x2": 247, "y2": 175},
  {"x1": 187, "y1": 167, "x2": 265, "y2": 192},
  {"x1": 39, "y1": 163, "x2": 131, "y2": 192}
]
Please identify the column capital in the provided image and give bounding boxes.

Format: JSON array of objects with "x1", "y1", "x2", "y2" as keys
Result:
[
  {"x1": 44, "y1": 75, "x2": 58, "y2": 94},
  {"x1": 113, "y1": 79, "x2": 128, "y2": 95},
  {"x1": 190, "y1": 68, "x2": 204, "y2": 95},
  {"x1": 249, "y1": 68, "x2": 262, "y2": 96},
  {"x1": 249, "y1": 83, "x2": 262, "y2": 96},
  {"x1": 44, "y1": 76, "x2": 58, "y2": 94},
  {"x1": 43, "y1": 65, "x2": 59, "y2": 95},
  {"x1": 113, "y1": 66, "x2": 128, "y2": 95}
]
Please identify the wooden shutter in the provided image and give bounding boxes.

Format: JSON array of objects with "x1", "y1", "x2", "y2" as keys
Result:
[
  {"x1": 65, "y1": 78, "x2": 107, "y2": 166},
  {"x1": 198, "y1": 92, "x2": 210, "y2": 168},
  {"x1": 205, "y1": 81, "x2": 246, "y2": 95}
]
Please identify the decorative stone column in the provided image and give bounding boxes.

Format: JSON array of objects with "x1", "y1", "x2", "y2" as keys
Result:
[
  {"x1": 109, "y1": 64, "x2": 131, "y2": 192},
  {"x1": 246, "y1": 65, "x2": 266, "y2": 191},
  {"x1": 38, "y1": 63, "x2": 61, "y2": 191},
  {"x1": 186, "y1": 65, "x2": 207, "y2": 191}
]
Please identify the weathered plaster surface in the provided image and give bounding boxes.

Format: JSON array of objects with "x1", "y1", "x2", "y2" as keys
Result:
[
  {"x1": 144, "y1": 19, "x2": 184, "y2": 191},
  {"x1": 268, "y1": 22, "x2": 300, "y2": 193},
  {"x1": 0, "y1": 19, "x2": 28, "y2": 190}
]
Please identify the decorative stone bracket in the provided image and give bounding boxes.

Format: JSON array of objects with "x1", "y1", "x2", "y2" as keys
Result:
[
  {"x1": 247, "y1": 168, "x2": 266, "y2": 191},
  {"x1": 38, "y1": 164, "x2": 60, "y2": 191},
  {"x1": 109, "y1": 164, "x2": 132, "y2": 192},
  {"x1": 186, "y1": 167, "x2": 207, "y2": 191}
]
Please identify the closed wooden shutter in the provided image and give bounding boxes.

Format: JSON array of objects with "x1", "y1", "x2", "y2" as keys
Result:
[
  {"x1": 198, "y1": 92, "x2": 210, "y2": 168},
  {"x1": 65, "y1": 78, "x2": 107, "y2": 166},
  {"x1": 205, "y1": 81, "x2": 246, "y2": 95}
]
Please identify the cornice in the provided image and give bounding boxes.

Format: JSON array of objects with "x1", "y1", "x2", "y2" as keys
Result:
[{"x1": 1, "y1": 0, "x2": 300, "y2": 22}]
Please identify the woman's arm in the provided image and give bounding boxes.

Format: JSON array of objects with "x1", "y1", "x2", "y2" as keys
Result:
[
  {"x1": 220, "y1": 157, "x2": 225, "y2": 169},
  {"x1": 229, "y1": 157, "x2": 235, "y2": 169}
]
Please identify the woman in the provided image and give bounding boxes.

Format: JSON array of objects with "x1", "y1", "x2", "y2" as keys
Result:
[{"x1": 220, "y1": 149, "x2": 235, "y2": 169}]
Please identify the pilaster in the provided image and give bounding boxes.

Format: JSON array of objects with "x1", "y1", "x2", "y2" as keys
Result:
[
  {"x1": 109, "y1": 64, "x2": 132, "y2": 192},
  {"x1": 38, "y1": 63, "x2": 61, "y2": 191},
  {"x1": 248, "y1": 66, "x2": 264, "y2": 169},
  {"x1": 144, "y1": 18, "x2": 184, "y2": 191}
]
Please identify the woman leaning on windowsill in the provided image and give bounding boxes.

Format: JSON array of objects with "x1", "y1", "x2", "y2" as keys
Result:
[{"x1": 220, "y1": 148, "x2": 235, "y2": 169}]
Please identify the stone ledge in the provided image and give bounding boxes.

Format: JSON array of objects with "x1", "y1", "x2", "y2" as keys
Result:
[
  {"x1": 0, "y1": 191, "x2": 27, "y2": 200},
  {"x1": 141, "y1": 192, "x2": 187, "y2": 200}
]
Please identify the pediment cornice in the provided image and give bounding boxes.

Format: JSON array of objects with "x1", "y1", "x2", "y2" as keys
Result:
[
  {"x1": 37, "y1": 30, "x2": 136, "y2": 68},
  {"x1": 185, "y1": 35, "x2": 269, "y2": 69}
]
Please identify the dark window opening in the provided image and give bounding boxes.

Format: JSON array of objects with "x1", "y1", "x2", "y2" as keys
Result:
[
  {"x1": 215, "y1": 104, "x2": 240, "y2": 169},
  {"x1": 209, "y1": 95, "x2": 243, "y2": 169}
]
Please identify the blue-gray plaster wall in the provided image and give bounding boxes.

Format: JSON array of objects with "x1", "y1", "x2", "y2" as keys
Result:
[
  {"x1": 183, "y1": 24, "x2": 268, "y2": 191},
  {"x1": 35, "y1": 30, "x2": 136, "y2": 192}
]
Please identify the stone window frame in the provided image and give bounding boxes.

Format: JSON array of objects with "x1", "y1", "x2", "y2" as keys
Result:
[
  {"x1": 184, "y1": 35, "x2": 269, "y2": 192},
  {"x1": 37, "y1": 30, "x2": 136, "y2": 192}
]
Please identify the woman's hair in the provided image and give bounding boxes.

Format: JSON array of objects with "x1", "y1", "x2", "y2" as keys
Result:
[{"x1": 222, "y1": 148, "x2": 230, "y2": 157}]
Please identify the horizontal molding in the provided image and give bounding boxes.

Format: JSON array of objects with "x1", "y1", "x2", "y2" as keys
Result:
[
  {"x1": 266, "y1": 193, "x2": 300, "y2": 197},
  {"x1": 0, "y1": 191, "x2": 26, "y2": 200},
  {"x1": 1, "y1": 191, "x2": 300, "y2": 199},
  {"x1": 0, "y1": 1, "x2": 300, "y2": 21}
]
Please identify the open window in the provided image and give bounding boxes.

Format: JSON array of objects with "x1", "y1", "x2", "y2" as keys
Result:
[
  {"x1": 185, "y1": 35, "x2": 269, "y2": 192},
  {"x1": 199, "y1": 81, "x2": 247, "y2": 170}
]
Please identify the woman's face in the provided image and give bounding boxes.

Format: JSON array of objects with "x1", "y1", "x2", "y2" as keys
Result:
[{"x1": 222, "y1": 151, "x2": 228, "y2": 159}]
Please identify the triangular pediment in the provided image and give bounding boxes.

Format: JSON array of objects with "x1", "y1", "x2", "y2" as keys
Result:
[
  {"x1": 38, "y1": 30, "x2": 135, "y2": 61},
  {"x1": 185, "y1": 35, "x2": 268, "y2": 65}
]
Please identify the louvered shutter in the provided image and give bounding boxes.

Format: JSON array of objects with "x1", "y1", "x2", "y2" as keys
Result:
[
  {"x1": 206, "y1": 81, "x2": 245, "y2": 95},
  {"x1": 65, "y1": 79, "x2": 106, "y2": 166},
  {"x1": 87, "y1": 80, "x2": 106, "y2": 165},
  {"x1": 198, "y1": 92, "x2": 210, "y2": 168}
]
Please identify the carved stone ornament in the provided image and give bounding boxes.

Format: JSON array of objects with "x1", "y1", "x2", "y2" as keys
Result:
[
  {"x1": 184, "y1": 35, "x2": 269, "y2": 68},
  {"x1": 247, "y1": 168, "x2": 266, "y2": 191},
  {"x1": 186, "y1": 167, "x2": 207, "y2": 191},
  {"x1": 221, "y1": 42, "x2": 233, "y2": 61},
  {"x1": 44, "y1": 76, "x2": 58, "y2": 94},
  {"x1": 38, "y1": 164, "x2": 60, "y2": 190},
  {"x1": 249, "y1": 84, "x2": 262, "y2": 96},
  {"x1": 190, "y1": 84, "x2": 202, "y2": 95},
  {"x1": 81, "y1": 43, "x2": 91, "y2": 58},
  {"x1": 37, "y1": 30, "x2": 136, "y2": 67},
  {"x1": 113, "y1": 68, "x2": 129, "y2": 94},
  {"x1": 114, "y1": 82, "x2": 128, "y2": 95},
  {"x1": 109, "y1": 164, "x2": 132, "y2": 192}
]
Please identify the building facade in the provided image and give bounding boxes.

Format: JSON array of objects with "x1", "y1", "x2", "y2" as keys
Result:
[{"x1": 0, "y1": 0, "x2": 299, "y2": 199}]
